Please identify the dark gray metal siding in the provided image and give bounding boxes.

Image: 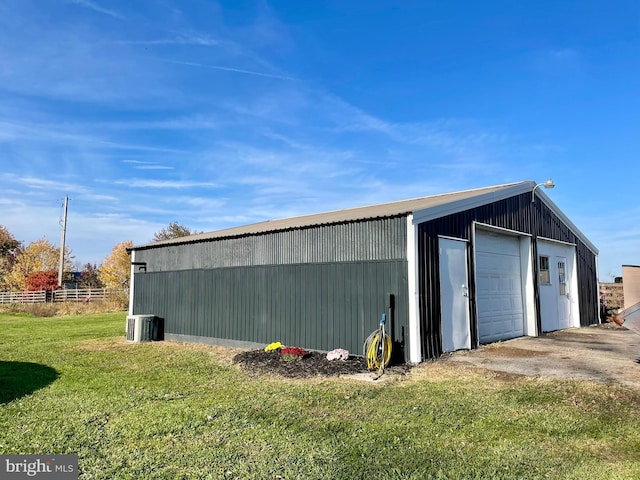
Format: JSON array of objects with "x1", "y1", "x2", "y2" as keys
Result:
[
  {"x1": 133, "y1": 261, "x2": 409, "y2": 358},
  {"x1": 418, "y1": 193, "x2": 598, "y2": 359},
  {"x1": 533, "y1": 200, "x2": 599, "y2": 329},
  {"x1": 135, "y1": 217, "x2": 407, "y2": 271}
]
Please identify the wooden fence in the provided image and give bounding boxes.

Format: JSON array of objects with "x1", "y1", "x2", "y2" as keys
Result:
[
  {"x1": 0, "y1": 290, "x2": 47, "y2": 304},
  {"x1": 52, "y1": 288, "x2": 113, "y2": 303},
  {"x1": 0, "y1": 288, "x2": 121, "y2": 304}
]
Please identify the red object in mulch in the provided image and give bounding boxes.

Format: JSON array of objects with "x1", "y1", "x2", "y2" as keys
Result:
[{"x1": 280, "y1": 346, "x2": 306, "y2": 358}]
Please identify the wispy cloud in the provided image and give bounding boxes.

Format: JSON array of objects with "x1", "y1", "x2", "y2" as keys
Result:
[
  {"x1": 171, "y1": 196, "x2": 226, "y2": 209},
  {"x1": 156, "y1": 58, "x2": 297, "y2": 81},
  {"x1": 131, "y1": 165, "x2": 175, "y2": 171},
  {"x1": 109, "y1": 33, "x2": 220, "y2": 47},
  {"x1": 98, "y1": 116, "x2": 223, "y2": 131},
  {"x1": 0, "y1": 120, "x2": 191, "y2": 154},
  {"x1": 123, "y1": 160, "x2": 175, "y2": 171},
  {"x1": 70, "y1": 0, "x2": 124, "y2": 19},
  {"x1": 116, "y1": 179, "x2": 219, "y2": 189},
  {"x1": 4, "y1": 174, "x2": 85, "y2": 196},
  {"x1": 84, "y1": 193, "x2": 119, "y2": 202},
  {"x1": 550, "y1": 48, "x2": 579, "y2": 60}
]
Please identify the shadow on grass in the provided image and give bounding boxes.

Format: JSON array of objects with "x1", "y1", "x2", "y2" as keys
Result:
[{"x1": 0, "y1": 361, "x2": 59, "y2": 404}]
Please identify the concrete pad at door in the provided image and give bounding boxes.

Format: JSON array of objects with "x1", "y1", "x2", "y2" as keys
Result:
[{"x1": 445, "y1": 324, "x2": 640, "y2": 387}]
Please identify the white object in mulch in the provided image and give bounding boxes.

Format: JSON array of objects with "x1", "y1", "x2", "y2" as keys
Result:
[{"x1": 326, "y1": 348, "x2": 349, "y2": 361}]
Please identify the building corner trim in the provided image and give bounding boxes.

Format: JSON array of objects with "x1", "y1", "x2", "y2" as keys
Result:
[{"x1": 407, "y1": 215, "x2": 422, "y2": 362}]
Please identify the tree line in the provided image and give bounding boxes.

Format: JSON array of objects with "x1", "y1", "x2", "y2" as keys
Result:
[{"x1": 0, "y1": 222, "x2": 198, "y2": 292}]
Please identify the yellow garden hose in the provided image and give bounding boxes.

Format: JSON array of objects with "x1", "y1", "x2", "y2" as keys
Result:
[{"x1": 363, "y1": 329, "x2": 392, "y2": 371}]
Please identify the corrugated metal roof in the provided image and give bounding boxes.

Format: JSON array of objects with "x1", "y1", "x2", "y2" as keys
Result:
[{"x1": 134, "y1": 181, "x2": 529, "y2": 250}]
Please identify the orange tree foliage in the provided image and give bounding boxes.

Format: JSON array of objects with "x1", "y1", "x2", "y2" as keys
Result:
[
  {"x1": 26, "y1": 270, "x2": 60, "y2": 291},
  {"x1": 5, "y1": 238, "x2": 73, "y2": 291},
  {"x1": 98, "y1": 240, "x2": 133, "y2": 290}
]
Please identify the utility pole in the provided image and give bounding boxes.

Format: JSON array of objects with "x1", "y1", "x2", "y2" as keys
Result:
[{"x1": 58, "y1": 196, "x2": 68, "y2": 287}]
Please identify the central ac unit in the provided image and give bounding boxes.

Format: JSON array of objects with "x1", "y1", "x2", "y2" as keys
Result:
[{"x1": 126, "y1": 315, "x2": 158, "y2": 342}]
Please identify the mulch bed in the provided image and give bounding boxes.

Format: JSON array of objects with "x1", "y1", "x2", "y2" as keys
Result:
[{"x1": 233, "y1": 349, "x2": 412, "y2": 379}]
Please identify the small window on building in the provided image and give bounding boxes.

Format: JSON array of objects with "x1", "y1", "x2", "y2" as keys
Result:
[
  {"x1": 558, "y1": 260, "x2": 567, "y2": 296},
  {"x1": 539, "y1": 256, "x2": 551, "y2": 284}
]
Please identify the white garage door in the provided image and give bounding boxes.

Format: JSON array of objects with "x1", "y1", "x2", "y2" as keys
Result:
[{"x1": 475, "y1": 231, "x2": 524, "y2": 343}]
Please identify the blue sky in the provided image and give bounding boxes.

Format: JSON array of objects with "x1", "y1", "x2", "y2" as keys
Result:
[{"x1": 0, "y1": 0, "x2": 638, "y2": 280}]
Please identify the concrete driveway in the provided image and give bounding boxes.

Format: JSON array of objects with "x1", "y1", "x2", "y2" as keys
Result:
[{"x1": 446, "y1": 324, "x2": 640, "y2": 387}]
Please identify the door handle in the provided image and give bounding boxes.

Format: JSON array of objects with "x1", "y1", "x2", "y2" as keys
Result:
[{"x1": 462, "y1": 285, "x2": 469, "y2": 297}]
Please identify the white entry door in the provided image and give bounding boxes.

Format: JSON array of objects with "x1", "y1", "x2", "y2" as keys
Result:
[
  {"x1": 538, "y1": 240, "x2": 578, "y2": 333},
  {"x1": 556, "y1": 256, "x2": 572, "y2": 329},
  {"x1": 439, "y1": 237, "x2": 471, "y2": 352}
]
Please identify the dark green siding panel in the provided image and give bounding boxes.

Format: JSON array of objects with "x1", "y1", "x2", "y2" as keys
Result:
[
  {"x1": 135, "y1": 217, "x2": 408, "y2": 272},
  {"x1": 133, "y1": 260, "x2": 409, "y2": 360}
]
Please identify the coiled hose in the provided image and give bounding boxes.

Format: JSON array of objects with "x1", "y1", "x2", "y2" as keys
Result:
[{"x1": 363, "y1": 329, "x2": 392, "y2": 371}]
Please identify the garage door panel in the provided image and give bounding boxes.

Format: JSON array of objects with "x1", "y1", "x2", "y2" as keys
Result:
[
  {"x1": 476, "y1": 232, "x2": 524, "y2": 344},
  {"x1": 476, "y1": 233, "x2": 520, "y2": 256},
  {"x1": 478, "y1": 320, "x2": 523, "y2": 343},
  {"x1": 477, "y1": 294, "x2": 523, "y2": 314},
  {"x1": 477, "y1": 276, "x2": 521, "y2": 296}
]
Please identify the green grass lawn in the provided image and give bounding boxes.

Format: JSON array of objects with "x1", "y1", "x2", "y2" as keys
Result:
[{"x1": 1, "y1": 312, "x2": 639, "y2": 479}]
